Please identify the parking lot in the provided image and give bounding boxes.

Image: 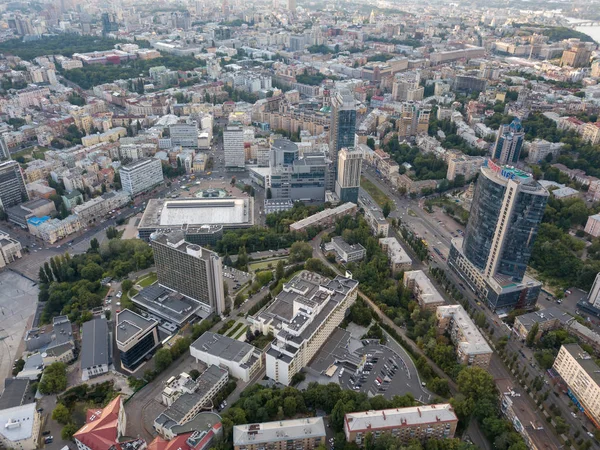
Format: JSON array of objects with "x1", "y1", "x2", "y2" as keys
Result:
[{"x1": 222, "y1": 265, "x2": 252, "y2": 294}]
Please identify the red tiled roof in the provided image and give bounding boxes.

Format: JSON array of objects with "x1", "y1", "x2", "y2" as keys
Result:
[
  {"x1": 148, "y1": 433, "x2": 193, "y2": 450},
  {"x1": 73, "y1": 396, "x2": 122, "y2": 450}
]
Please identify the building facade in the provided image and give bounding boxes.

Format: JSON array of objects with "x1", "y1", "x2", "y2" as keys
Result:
[
  {"x1": 224, "y1": 126, "x2": 245, "y2": 169},
  {"x1": 403, "y1": 270, "x2": 445, "y2": 311},
  {"x1": 233, "y1": 418, "x2": 326, "y2": 450},
  {"x1": 120, "y1": 158, "x2": 164, "y2": 196},
  {"x1": 0, "y1": 231, "x2": 22, "y2": 268},
  {"x1": 335, "y1": 147, "x2": 363, "y2": 204},
  {"x1": 329, "y1": 90, "x2": 357, "y2": 173},
  {"x1": 492, "y1": 118, "x2": 524, "y2": 165},
  {"x1": 116, "y1": 309, "x2": 160, "y2": 371},
  {"x1": 0, "y1": 161, "x2": 28, "y2": 209}
]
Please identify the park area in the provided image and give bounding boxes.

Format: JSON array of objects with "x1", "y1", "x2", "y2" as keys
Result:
[{"x1": 361, "y1": 176, "x2": 389, "y2": 207}]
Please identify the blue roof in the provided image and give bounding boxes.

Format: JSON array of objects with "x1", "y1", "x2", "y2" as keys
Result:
[{"x1": 27, "y1": 216, "x2": 50, "y2": 226}]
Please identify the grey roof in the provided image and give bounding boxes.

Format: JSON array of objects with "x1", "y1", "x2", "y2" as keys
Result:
[
  {"x1": 515, "y1": 306, "x2": 572, "y2": 333},
  {"x1": 0, "y1": 379, "x2": 30, "y2": 410},
  {"x1": 168, "y1": 411, "x2": 222, "y2": 437},
  {"x1": 81, "y1": 318, "x2": 109, "y2": 369},
  {"x1": 116, "y1": 309, "x2": 158, "y2": 345},
  {"x1": 191, "y1": 332, "x2": 255, "y2": 363},
  {"x1": 234, "y1": 417, "x2": 326, "y2": 446},
  {"x1": 132, "y1": 285, "x2": 201, "y2": 325},
  {"x1": 561, "y1": 343, "x2": 600, "y2": 385}
]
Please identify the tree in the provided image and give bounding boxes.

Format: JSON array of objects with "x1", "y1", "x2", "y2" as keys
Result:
[
  {"x1": 38, "y1": 267, "x2": 49, "y2": 285},
  {"x1": 122, "y1": 279, "x2": 133, "y2": 293},
  {"x1": 12, "y1": 358, "x2": 24, "y2": 376},
  {"x1": 382, "y1": 201, "x2": 392, "y2": 218},
  {"x1": 90, "y1": 238, "x2": 100, "y2": 252},
  {"x1": 155, "y1": 348, "x2": 173, "y2": 372},
  {"x1": 526, "y1": 322, "x2": 539, "y2": 347},
  {"x1": 81, "y1": 263, "x2": 103, "y2": 282},
  {"x1": 189, "y1": 369, "x2": 201, "y2": 380},
  {"x1": 61, "y1": 423, "x2": 79, "y2": 440},
  {"x1": 52, "y1": 403, "x2": 71, "y2": 425},
  {"x1": 106, "y1": 226, "x2": 119, "y2": 239},
  {"x1": 38, "y1": 362, "x2": 67, "y2": 394},
  {"x1": 276, "y1": 260, "x2": 284, "y2": 280},
  {"x1": 366, "y1": 137, "x2": 376, "y2": 150},
  {"x1": 289, "y1": 241, "x2": 313, "y2": 262}
]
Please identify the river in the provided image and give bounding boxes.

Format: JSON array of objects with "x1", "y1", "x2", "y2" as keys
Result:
[{"x1": 566, "y1": 17, "x2": 600, "y2": 44}]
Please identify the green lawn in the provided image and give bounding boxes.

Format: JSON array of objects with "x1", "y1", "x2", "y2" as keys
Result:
[
  {"x1": 360, "y1": 176, "x2": 389, "y2": 208},
  {"x1": 137, "y1": 273, "x2": 157, "y2": 287},
  {"x1": 226, "y1": 322, "x2": 244, "y2": 337},
  {"x1": 232, "y1": 326, "x2": 248, "y2": 340},
  {"x1": 248, "y1": 257, "x2": 287, "y2": 272}
]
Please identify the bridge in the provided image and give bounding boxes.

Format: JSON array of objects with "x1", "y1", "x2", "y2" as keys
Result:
[{"x1": 570, "y1": 20, "x2": 600, "y2": 27}]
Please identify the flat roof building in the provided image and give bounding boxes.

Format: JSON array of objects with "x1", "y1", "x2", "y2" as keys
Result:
[
  {"x1": 513, "y1": 307, "x2": 572, "y2": 341},
  {"x1": 0, "y1": 231, "x2": 22, "y2": 268},
  {"x1": 233, "y1": 417, "x2": 326, "y2": 450},
  {"x1": 553, "y1": 344, "x2": 600, "y2": 427},
  {"x1": 403, "y1": 270, "x2": 444, "y2": 310},
  {"x1": 120, "y1": 157, "x2": 164, "y2": 197},
  {"x1": 190, "y1": 332, "x2": 262, "y2": 382},
  {"x1": 251, "y1": 271, "x2": 359, "y2": 385},
  {"x1": 138, "y1": 197, "x2": 254, "y2": 242},
  {"x1": 436, "y1": 305, "x2": 493, "y2": 368},
  {"x1": 80, "y1": 318, "x2": 110, "y2": 381},
  {"x1": 116, "y1": 309, "x2": 160, "y2": 372},
  {"x1": 324, "y1": 236, "x2": 366, "y2": 263},
  {"x1": 379, "y1": 237, "x2": 412, "y2": 273},
  {"x1": 289, "y1": 202, "x2": 357, "y2": 232},
  {"x1": 0, "y1": 403, "x2": 40, "y2": 450},
  {"x1": 132, "y1": 284, "x2": 204, "y2": 327},
  {"x1": 151, "y1": 231, "x2": 225, "y2": 316},
  {"x1": 344, "y1": 404, "x2": 458, "y2": 445}
]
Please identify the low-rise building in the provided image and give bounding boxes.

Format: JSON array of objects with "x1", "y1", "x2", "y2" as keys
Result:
[
  {"x1": 74, "y1": 191, "x2": 130, "y2": 226},
  {"x1": 324, "y1": 236, "x2": 366, "y2": 263},
  {"x1": 379, "y1": 237, "x2": 412, "y2": 273},
  {"x1": 233, "y1": 417, "x2": 326, "y2": 450},
  {"x1": 0, "y1": 379, "x2": 40, "y2": 450},
  {"x1": 436, "y1": 305, "x2": 492, "y2": 368},
  {"x1": 116, "y1": 309, "x2": 160, "y2": 372},
  {"x1": 403, "y1": 270, "x2": 444, "y2": 310},
  {"x1": 553, "y1": 344, "x2": 600, "y2": 427},
  {"x1": 358, "y1": 191, "x2": 389, "y2": 237},
  {"x1": 7, "y1": 198, "x2": 56, "y2": 227},
  {"x1": 81, "y1": 317, "x2": 110, "y2": 381},
  {"x1": 154, "y1": 366, "x2": 228, "y2": 439},
  {"x1": 343, "y1": 404, "x2": 458, "y2": 445},
  {"x1": 0, "y1": 231, "x2": 22, "y2": 268},
  {"x1": 190, "y1": 332, "x2": 262, "y2": 382},
  {"x1": 513, "y1": 307, "x2": 573, "y2": 341},
  {"x1": 289, "y1": 203, "x2": 357, "y2": 232},
  {"x1": 585, "y1": 214, "x2": 600, "y2": 237},
  {"x1": 446, "y1": 155, "x2": 486, "y2": 182}
]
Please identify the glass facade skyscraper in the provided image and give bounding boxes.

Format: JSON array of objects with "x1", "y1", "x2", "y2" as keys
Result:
[
  {"x1": 329, "y1": 90, "x2": 356, "y2": 170},
  {"x1": 492, "y1": 118, "x2": 525, "y2": 165}
]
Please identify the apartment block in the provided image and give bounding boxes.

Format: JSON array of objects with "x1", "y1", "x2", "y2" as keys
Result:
[
  {"x1": 436, "y1": 305, "x2": 492, "y2": 368},
  {"x1": 553, "y1": 344, "x2": 600, "y2": 426},
  {"x1": 0, "y1": 160, "x2": 28, "y2": 209},
  {"x1": 379, "y1": 237, "x2": 412, "y2": 273},
  {"x1": 252, "y1": 271, "x2": 358, "y2": 385},
  {"x1": 289, "y1": 202, "x2": 357, "y2": 232},
  {"x1": 234, "y1": 418, "x2": 326, "y2": 450},
  {"x1": 403, "y1": 270, "x2": 445, "y2": 311},
  {"x1": 344, "y1": 405, "x2": 458, "y2": 445},
  {"x1": 446, "y1": 155, "x2": 486, "y2": 182},
  {"x1": 120, "y1": 157, "x2": 164, "y2": 196}
]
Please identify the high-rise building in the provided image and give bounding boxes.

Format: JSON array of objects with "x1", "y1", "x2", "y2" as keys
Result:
[
  {"x1": 492, "y1": 118, "x2": 525, "y2": 165},
  {"x1": 335, "y1": 147, "x2": 363, "y2": 204},
  {"x1": 585, "y1": 272, "x2": 600, "y2": 309},
  {"x1": 0, "y1": 136, "x2": 10, "y2": 161},
  {"x1": 119, "y1": 158, "x2": 164, "y2": 197},
  {"x1": 101, "y1": 12, "x2": 118, "y2": 36},
  {"x1": 448, "y1": 160, "x2": 548, "y2": 312},
  {"x1": 169, "y1": 122, "x2": 198, "y2": 148},
  {"x1": 224, "y1": 126, "x2": 245, "y2": 170},
  {"x1": 329, "y1": 90, "x2": 356, "y2": 172},
  {"x1": 397, "y1": 102, "x2": 430, "y2": 141},
  {"x1": 0, "y1": 161, "x2": 28, "y2": 210},
  {"x1": 561, "y1": 44, "x2": 592, "y2": 68},
  {"x1": 151, "y1": 231, "x2": 226, "y2": 315},
  {"x1": 392, "y1": 72, "x2": 424, "y2": 102}
]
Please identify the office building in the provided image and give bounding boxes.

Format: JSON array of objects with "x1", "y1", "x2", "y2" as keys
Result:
[
  {"x1": 492, "y1": 118, "x2": 525, "y2": 165},
  {"x1": 287, "y1": 0, "x2": 297, "y2": 11},
  {"x1": 190, "y1": 332, "x2": 262, "y2": 382},
  {"x1": 233, "y1": 417, "x2": 325, "y2": 450},
  {"x1": 252, "y1": 271, "x2": 359, "y2": 385},
  {"x1": 74, "y1": 396, "x2": 145, "y2": 450},
  {"x1": 116, "y1": 309, "x2": 160, "y2": 371},
  {"x1": 324, "y1": 236, "x2": 366, "y2": 263},
  {"x1": 335, "y1": 147, "x2": 363, "y2": 204},
  {"x1": 436, "y1": 305, "x2": 493, "y2": 368},
  {"x1": 154, "y1": 366, "x2": 228, "y2": 439},
  {"x1": 448, "y1": 160, "x2": 548, "y2": 312},
  {"x1": 379, "y1": 237, "x2": 412, "y2": 273},
  {"x1": 289, "y1": 202, "x2": 358, "y2": 232},
  {"x1": 170, "y1": 122, "x2": 199, "y2": 148},
  {"x1": 329, "y1": 90, "x2": 356, "y2": 172},
  {"x1": 0, "y1": 160, "x2": 28, "y2": 209},
  {"x1": 403, "y1": 270, "x2": 445, "y2": 311},
  {"x1": 81, "y1": 318, "x2": 110, "y2": 381},
  {"x1": 0, "y1": 231, "x2": 22, "y2": 268},
  {"x1": 0, "y1": 136, "x2": 9, "y2": 161},
  {"x1": 138, "y1": 197, "x2": 254, "y2": 243},
  {"x1": 343, "y1": 405, "x2": 458, "y2": 445},
  {"x1": 553, "y1": 344, "x2": 600, "y2": 426},
  {"x1": 148, "y1": 423, "x2": 222, "y2": 450},
  {"x1": 224, "y1": 126, "x2": 245, "y2": 170},
  {"x1": 151, "y1": 231, "x2": 225, "y2": 316},
  {"x1": 120, "y1": 158, "x2": 164, "y2": 196}
]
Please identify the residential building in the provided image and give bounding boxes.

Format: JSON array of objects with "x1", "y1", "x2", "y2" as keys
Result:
[
  {"x1": 586, "y1": 272, "x2": 600, "y2": 309},
  {"x1": 0, "y1": 379, "x2": 40, "y2": 450},
  {"x1": 190, "y1": 332, "x2": 262, "y2": 382},
  {"x1": 116, "y1": 309, "x2": 160, "y2": 372},
  {"x1": 224, "y1": 126, "x2": 245, "y2": 170},
  {"x1": 148, "y1": 424, "x2": 222, "y2": 450},
  {"x1": 62, "y1": 189, "x2": 84, "y2": 210},
  {"x1": 358, "y1": 191, "x2": 389, "y2": 237},
  {"x1": 162, "y1": 373, "x2": 198, "y2": 407},
  {"x1": 233, "y1": 417, "x2": 326, "y2": 450},
  {"x1": 585, "y1": 214, "x2": 600, "y2": 237},
  {"x1": 561, "y1": 45, "x2": 592, "y2": 68},
  {"x1": 74, "y1": 191, "x2": 130, "y2": 226},
  {"x1": 379, "y1": 237, "x2": 412, "y2": 272},
  {"x1": 492, "y1": 118, "x2": 525, "y2": 165},
  {"x1": 392, "y1": 72, "x2": 423, "y2": 102},
  {"x1": 253, "y1": 272, "x2": 358, "y2": 385},
  {"x1": 154, "y1": 366, "x2": 228, "y2": 439},
  {"x1": 0, "y1": 160, "x2": 28, "y2": 209},
  {"x1": 81, "y1": 318, "x2": 110, "y2": 381},
  {"x1": 120, "y1": 158, "x2": 164, "y2": 196},
  {"x1": 335, "y1": 147, "x2": 363, "y2": 204},
  {"x1": 289, "y1": 202, "x2": 357, "y2": 232},
  {"x1": 526, "y1": 139, "x2": 563, "y2": 164},
  {"x1": 553, "y1": 344, "x2": 600, "y2": 426},
  {"x1": 448, "y1": 160, "x2": 548, "y2": 312},
  {"x1": 73, "y1": 396, "x2": 145, "y2": 450},
  {"x1": 513, "y1": 307, "x2": 572, "y2": 341},
  {"x1": 436, "y1": 305, "x2": 493, "y2": 368},
  {"x1": 138, "y1": 197, "x2": 254, "y2": 243},
  {"x1": 403, "y1": 270, "x2": 445, "y2": 311},
  {"x1": 582, "y1": 122, "x2": 600, "y2": 145},
  {"x1": 329, "y1": 90, "x2": 357, "y2": 173},
  {"x1": 170, "y1": 122, "x2": 199, "y2": 148},
  {"x1": 324, "y1": 236, "x2": 366, "y2": 263},
  {"x1": 0, "y1": 231, "x2": 22, "y2": 268},
  {"x1": 446, "y1": 155, "x2": 486, "y2": 182},
  {"x1": 151, "y1": 231, "x2": 225, "y2": 316},
  {"x1": 343, "y1": 404, "x2": 458, "y2": 445},
  {"x1": 397, "y1": 102, "x2": 430, "y2": 141}
]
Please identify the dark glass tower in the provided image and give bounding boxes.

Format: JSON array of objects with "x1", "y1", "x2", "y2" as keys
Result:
[
  {"x1": 492, "y1": 118, "x2": 524, "y2": 165},
  {"x1": 329, "y1": 90, "x2": 356, "y2": 171}
]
